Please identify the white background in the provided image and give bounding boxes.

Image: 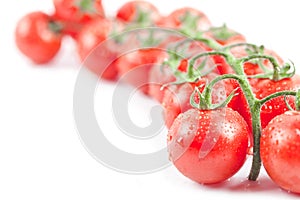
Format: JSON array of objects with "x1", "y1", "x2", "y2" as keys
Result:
[{"x1": 1, "y1": 0, "x2": 300, "y2": 199}]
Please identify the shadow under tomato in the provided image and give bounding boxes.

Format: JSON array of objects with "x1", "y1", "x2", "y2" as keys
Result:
[{"x1": 202, "y1": 176, "x2": 280, "y2": 193}]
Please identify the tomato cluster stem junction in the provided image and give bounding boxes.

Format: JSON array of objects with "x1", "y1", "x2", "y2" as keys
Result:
[{"x1": 182, "y1": 36, "x2": 298, "y2": 181}]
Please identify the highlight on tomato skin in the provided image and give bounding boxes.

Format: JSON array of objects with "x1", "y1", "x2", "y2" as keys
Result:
[
  {"x1": 167, "y1": 108, "x2": 249, "y2": 184},
  {"x1": 261, "y1": 111, "x2": 300, "y2": 194},
  {"x1": 15, "y1": 11, "x2": 62, "y2": 64}
]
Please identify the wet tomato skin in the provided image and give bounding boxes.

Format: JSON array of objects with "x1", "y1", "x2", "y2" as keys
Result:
[
  {"x1": 168, "y1": 108, "x2": 249, "y2": 184},
  {"x1": 261, "y1": 111, "x2": 300, "y2": 194}
]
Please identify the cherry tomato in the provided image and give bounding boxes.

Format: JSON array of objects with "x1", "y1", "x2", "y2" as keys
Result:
[
  {"x1": 53, "y1": 0, "x2": 105, "y2": 38},
  {"x1": 76, "y1": 18, "x2": 124, "y2": 80},
  {"x1": 15, "y1": 11, "x2": 62, "y2": 64},
  {"x1": 159, "y1": 7, "x2": 211, "y2": 35},
  {"x1": 115, "y1": 48, "x2": 168, "y2": 94},
  {"x1": 261, "y1": 111, "x2": 300, "y2": 193},
  {"x1": 53, "y1": 0, "x2": 105, "y2": 23},
  {"x1": 168, "y1": 107, "x2": 249, "y2": 184},
  {"x1": 205, "y1": 25, "x2": 246, "y2": 46},
  {"x1": 116, "y1": 0, "x2": 161, "y2": 25},
  {"x1": 148, "y1": 63, "x2": 176, "y2": 103},
  {"x1": 254, "y1": 75, "x2": 300, "y2": 129}
]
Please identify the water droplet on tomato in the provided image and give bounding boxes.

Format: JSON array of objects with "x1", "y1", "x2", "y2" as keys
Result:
[
  {"x1": 189, "y1": 124, "x2": 195, "y2": 130},
  {"x1": 176, "y1": 137, "x2": 184, "y2": 147},
  {"x1": 247, "y1": 146, "x2": 253, "y2": 155},
  {"x1": 296, "y1": 129, "x2": 300, "y2": 136}
]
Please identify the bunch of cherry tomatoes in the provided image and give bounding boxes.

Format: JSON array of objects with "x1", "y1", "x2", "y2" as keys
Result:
[{"x1": 15, "y1": 0, "x2": 300, "y2": 195}]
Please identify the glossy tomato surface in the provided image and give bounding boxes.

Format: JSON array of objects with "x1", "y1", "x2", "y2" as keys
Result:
[
  {"x1": 168, "y1": 108, "x2": 249, "y2": 184},
  {"x1": 261, "y1": 111, "x2": 300, "y2": 193},
  {"x1": 15, "y1": 12, "x2": 62, "y2": 64}
]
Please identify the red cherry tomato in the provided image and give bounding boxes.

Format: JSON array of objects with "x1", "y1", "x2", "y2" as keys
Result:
[
  {"x1": 116, "y1": 48, "x2": 168, "y2": 94},
  {"x1": 15, "y1": 11, "x2": 62, "y2": 64},
  {"x1": 261, "y1": 111, "x2": 300, "y2": 193},
  {"x1": 116, "y1": 0, "x2": 161, "y2": 25},
  {"x1": 162, "y1": 79, "x2": 204, "y2": 129},
  {"x1": 148, "y1": 63, "x2": 176, "y2": 103},
  {"x1": 205, "y1": 25, "x2": 246, "y2": 46},
  {"x1": 168, "y1": 107, "x2": 249, "y2": 184},
  {"x1": 53, "y1": 0, "x2": 105, "y2": 38},
  {"x1": 254, "y1": 75, "x2": 300, "y2": 129},
  {"x1": 53, "y1": 0, "x2": 105, "y2": 22},
  {"x1": 159, "y1": 7, "x2": 211, "y2": 34},
  {"x1": 76, "y1": 18, "x2": 124, "y2": 80}
]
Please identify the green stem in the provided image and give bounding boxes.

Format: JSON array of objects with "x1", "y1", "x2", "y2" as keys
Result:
[
  {"x1": 185, "y1": 34, "x2": 297, "y2": 181},
  {"x1": 78, "y1": 0, "x2": 96, "y2": 13},
  {"x1": 188, "y1": 51, "x2": 230, "y2": 79},
  {"x1": 296, "y1": 90, "x2": 300, "y2": 111},
  {"x1": 259, "y1": 91, "x2": 297, "y2": 106},
  {"x1": 239, "y1": 54, "x2": 281, "y2": 80},
  {"x1": 194, "y1": 37, "x2": 222, "y2": 50},
  {"x1": 248, "y1": 102, "x2": 262, "y2": 181},
  {"x1": 172, "y1": 38, "x2": 193, "y2": 52},
  {"x1": 48, "y1": 20, "x2": 63, "y2": 34},
  {"x1": 203, "y1": 74, "x2": 242, "y2": 104}
]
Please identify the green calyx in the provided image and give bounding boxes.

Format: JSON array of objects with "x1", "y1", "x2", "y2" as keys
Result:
[
  {"x1": 209, "y1": 24, "x2": 237, "y2": 41},
  {"x1": 243, "y1": 56, "x2": 296, "y2": 81},
  {"x1": 48, "y1": 20, "x2": 63, "y2": 34},
  {"x1": 138, "y1": 29, "x2": 162, "y2": 47},
  {"x1": 77, "y1": 0, "x2": 96, "y2": 13},
  {"x1": 190, "y1": 85, "x2": 238, "y2": 110},
  {"x1": 179, "y1": 11, "x2": 201, "y2": 37},
  {"x1": 136, "y1": 8, "x2": 151, "y2": 25}
]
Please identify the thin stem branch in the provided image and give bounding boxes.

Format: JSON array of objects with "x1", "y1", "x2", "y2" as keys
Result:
[{"x1": 259, "y1": 91, "x2": 297, "y2": 106}]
